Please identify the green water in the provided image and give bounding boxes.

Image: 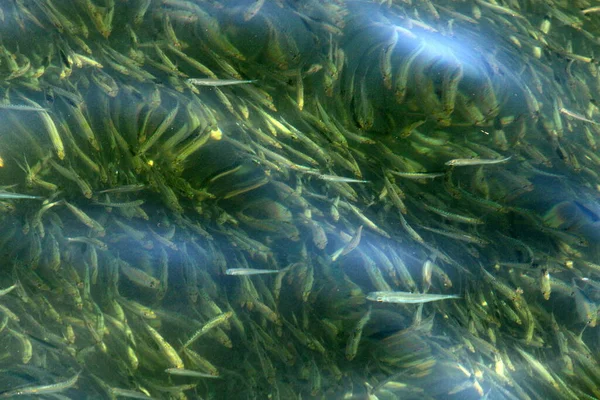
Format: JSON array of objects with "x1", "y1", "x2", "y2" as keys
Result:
[{"x1": 0, "y1": 0, "x2": 599, "y2": 399}]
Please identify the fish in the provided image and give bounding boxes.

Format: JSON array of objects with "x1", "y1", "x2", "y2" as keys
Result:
[
  {"x1": 165, "y1": 368, "x2": 220, "y2": 378},
  {"x1": 474, "y1": 0, "x2": 525, "y2": 19},
  {"x1": 346, "y1": 305, "x2": 372, "y2": 361},
  {"x1": 93, "y1": 199, "x2": 145, "y2": 208},
  {"x1": 225, "y1": 268, "x2": 280, "y2": 275},
  {"x1": 0, "y1": 283, "x2": 17, "y2": 296},
  {"x1": 573, "y1": 281, "x2": 597, "y2": 327},
  {"x1": 120, "y1": 261, "x2": 160, "y2": 289},
  {"x1": 62, "y1": 201, "x2": 105, "y2": 233},
  {"x1": 515, "y1": 347, "x2": 559, "y2": 390},
  {"x1": 187, "y1": 78, "x2": 257, "y2": 86},
  {"x1": 49, "y1": 160, "x2": 93, "y2": 198},
  {"x1": 144, "y1": 322, "x2": 184, "y2": 369},
  {"x1": 138, "y1": 102, "x2": 180, "y2": 155},
  {"x1": 110, "y1": 388, "x2": 154, "y2": 399},
  {"x1": 421, "y1": 203, "x2": 484, "y2": 225},
  {"x1": 96, "y1": 184, "x2": 146, "y2": 194},
  {"x1": 420, "y1": 226, "x2": 489, "y2": 246},
  {"x1": 341, "y1": 225, "x2": 363, "y2": 257},
  {"x1": 0, "y1": 190, "x2": 43, "y2": 200},
  {"x1": 0, "y1": 103, "x2": 50, "y2": 112},
  {"x1": 559, "y1": 107, "x2": 599, "y2": 125},
  {"x1": 183, "y1": 311, "x2": 234, "y2": 348},
  {"x1": 0, "y1": 371, "x2": 80, "y2": 398},
  {"x1": 18, "y1": 96, "x2": 65, "y2": 159},
  {"x1": 388, "y1": 171, "x2": 445, "y2": 180},
  {"x1": 582, "y1": 6, "x2": 600, "y2": 14},
  {"x1": 244, "y1": 0, "x2": 266, "y2": 21},
  {"x1": 540, "y1": 268, "x2": 551, "y2": 300},
  {"x1": 445, "y1": 156, "x2": 512, "y2": 167},
  {"x1": 313, "y1": 173, "x2": 368, "y2": 183},
  {"x1": 367, "y1": 291, "x2": 461, "y2": 304}
]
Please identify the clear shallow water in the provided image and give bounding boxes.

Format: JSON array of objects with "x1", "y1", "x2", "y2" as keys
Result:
[{"x1": 0, "y1": 1, "x2": 599, "y2": 399}]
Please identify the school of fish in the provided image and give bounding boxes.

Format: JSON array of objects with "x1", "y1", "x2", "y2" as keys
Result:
[{"x1": 0, "y1": 0, "x2": 600, "y2": 399}]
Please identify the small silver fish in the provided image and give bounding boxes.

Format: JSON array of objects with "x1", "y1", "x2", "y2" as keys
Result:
[
  {"x1": 97, "y1": 184, "x2": 146, "y2": 194},
  {"x1": 367, "y1": 291, "x2": 460, "y2": 304},
  {"x1": 165, "y1": 368, "x2": 220, "y2": 378},
  {"x1": 0, "y1": 104, "x2": 50, "y2": 112},
  {"x1": 316, "y1": 174, "x2": 368, "y2": 183},
  {"x1": 0, "y1": 283, "x2": 17, "y2": 296},
  {"x1": 302, "y1": 170, "x2": 368, "y2": 183},
  {"x1": 559, "y1": 107, "x2": 599, "y2": 125},
  {"x1": 445, "y1": 156, "x2": 512, "y2": 167},
  {"x1": 0, "y1": 190, "x2": 43, "y2": 200},
  {"x1": 187, "y1": 78, "x2": 257, "y2": 86},
  {"x1": 225, "y1": 268, "x2": 280, "y2": 275},
  {"x1": 0, "y1": 371, "x2": 80, "y2": 398}
]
